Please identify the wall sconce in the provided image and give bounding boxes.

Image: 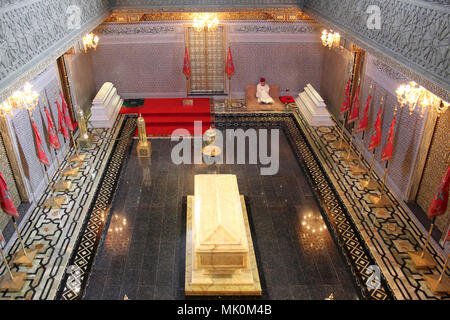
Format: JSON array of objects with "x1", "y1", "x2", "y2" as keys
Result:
[
  {"x1": 82, "y1": 33, "x2": 100, "y2": 53},
  {"x1": 321, "y1": 29, "x2": 341, "y2": 50},
  {"x1": 0, "y1": 82, "x2": 39, "y2": 116},
  {"x1": 396, "y1": 81, "x2": 449, "y2": 117}
]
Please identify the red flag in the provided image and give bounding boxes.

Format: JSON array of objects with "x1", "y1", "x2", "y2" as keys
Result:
[
  {"x1": 347, "y1": 86, "x2": 360, "y2": 124},
  {"x1": 60, "y1": 91, "x2": 74, "y2": 132},
  {"x1": 56, "y1": 100, "x2": 69, "y2": 139},
  {"x1": 44, "y1": 106, "x2": 60, "y2": 150},
  {"x1": 225, "y1": 47, "x2": 235, "y2": 79},
  {"x1": 381, "y1": 117, "x2": 396, "y2": 162},
  {"x1": 183, "y1": 47, "x2": 191, "y2": 79},
  {"x1": 31, "y1": 118, "x2": 50, "y2": 166},
  {"x1": 340, "y1": 78, "x2": 351, "y2": 114},
  {"x1": 356, "y1": 95, "x2": 372, "y2": 133},
  {"x1": 0, "y1": 171, "x2": 19, "y2": 218},
  {"x1": 428, "y1": 166, "x2": 450, "y2": 219},
  {"x1": 368, "y1": 107, "x2": 382, "y2": 151}
]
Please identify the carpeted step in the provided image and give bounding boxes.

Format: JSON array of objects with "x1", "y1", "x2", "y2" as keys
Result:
[
  {"x1": 140, "y1": 115, "x2": 212, "y2": 125},
  {"x1": 120, "y1": 109, "x2": 211, "y2": 118},
  {"x1": 120, "y1": 98, "x2": 211, "y2": 115},
  {"x1": 138, "y1": 123, "x2": 211, "y2": 136},
  {"x1": 121, "y1": 98, "x2": 212, "y2": 136}
]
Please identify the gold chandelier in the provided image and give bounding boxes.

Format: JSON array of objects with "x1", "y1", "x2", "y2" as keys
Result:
[
  {"x1": 0, "y1": 82, "x2": 40, "y2": 116},
  {"x1": 321, "y1": 29, "x2": 340, "y2": 49},
  {"x1": 193, "y1": 13, "x2": 219, "y2": 32},
  {"x1": 82, "y1": 33, "x2": 100, "y2": 53},
  {"x1": 396, "y1": 82, "x2": 449, "y2": 117}
]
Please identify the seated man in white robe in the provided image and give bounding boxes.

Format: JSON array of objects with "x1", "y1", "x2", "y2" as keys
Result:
[{"x1": 256, "y1": 78, "x2": 274, "y2": 104}]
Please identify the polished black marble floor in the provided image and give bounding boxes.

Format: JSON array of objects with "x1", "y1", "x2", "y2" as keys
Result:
[{"x1": 84, "y1": 128, "x2": 360, "y2": 300}]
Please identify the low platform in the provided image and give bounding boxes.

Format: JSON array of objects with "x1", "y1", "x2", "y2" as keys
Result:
[{"x1": 120, "y1": 98, "x2": 211, "y2": 136}]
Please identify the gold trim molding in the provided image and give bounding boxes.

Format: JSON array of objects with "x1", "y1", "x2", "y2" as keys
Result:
[{"x1": 105, "y1": 8, "x2": 313, "y2": 23}]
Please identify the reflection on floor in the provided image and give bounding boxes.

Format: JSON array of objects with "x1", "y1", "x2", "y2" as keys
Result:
[{"x1": 84, "y1": 130, "x2": 360, "y2": 300}]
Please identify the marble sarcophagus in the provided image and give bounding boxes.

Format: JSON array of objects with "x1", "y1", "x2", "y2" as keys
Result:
[{"x1": 185, "y1": 174, "x2": 261, "y2": 295}]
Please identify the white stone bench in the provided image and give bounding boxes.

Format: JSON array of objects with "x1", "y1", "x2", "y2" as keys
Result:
[
  {"x1": 295, "y1": 84, "x2": 333, "y2": 126},
  {"x1": 90, "y1": 82, "x2": 123, "y2": 128}
]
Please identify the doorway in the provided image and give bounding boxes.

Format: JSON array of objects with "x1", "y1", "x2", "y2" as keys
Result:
[{"x1": 186, "y1": 25, "x2": 226, "y2": 95}]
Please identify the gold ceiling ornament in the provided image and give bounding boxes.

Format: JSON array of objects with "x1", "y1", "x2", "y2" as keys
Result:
[
  {"x1": 321, "y1": 29, "x2": 340, "y2": 49},
  {"x1": 0, "y1": 82, "x2": 39, "y2": 116},
  {"x1": 104, "y1": 8, "x2": 312, "y2": 23},
  {"x1": 193, "y1": 13, "x2": 219, "y2": 32},
  {"x1": 82, "y1": 33, "x2": 100, "y2": 53},
  {"x1": 396, "y1": 81, "x2": 449, "y2": 117}
]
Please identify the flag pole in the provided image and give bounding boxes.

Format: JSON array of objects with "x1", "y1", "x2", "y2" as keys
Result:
[
  {"x1": 350, "y1": 83, "x2": 376, "y2": 175},
  {"x1": 369, "y1": 103, "x2": 397, "y2": 207},
  {"x1": 368, "y1": 161, "x2": 392, "y2": 207},
  {"x1": 332, "y1": 77, "x2": 352, "y2": 150},
  {"x1": 438, "y1": 255, "x2": 449, "y2": 283},
  {"x1": 41, "y1": 163, "x2": 66, "y2": 209},
  {"x1": 349, "y1": 131, "x2": 367, "y2": 175},
  {"x1": 56, "y1": 90, "x2": 86, "y2": 164},
  {"x1": 343, "y1": 80, "x2": 368, "y2": 163},
  {"x1": 0, "y1": 246, "x2": 14, "y2": 281},
  {"x1": 27, "y1": 108, "x2": 66, "y2": 209},
  {"x1": 11, "y1": 216, "x2": 28, "y2": 259},
  {"x1": 54, "y1": 91, "x2": 71, "y2": 162},
  {"x1": 333, "y1": 111, "x2": 349, "y2": 150},
  {"x1": 359, "y1": 150, "x2": 379, "y2": 190},
  {"x1": 228, "y1": 77, "x2": 231, "y2": 107},
  {"x1": 423, "y1": 252, "x2": 450, "y2": 294},
  {"x1": 51, "y1": 147, "x2": 72, "y2": 191},
  {"x1": 10, "y1": 215, "x2": 40, "y2": 267},
  {"x1": 43, "y1": 100, "x2": 72, "y2": 191},
  {"x1": 228, "y1": 41, "x2": 232, "y2": 107},
  {"x1": 55, "y1": 90, "x2": 79, "y2": 177},
  {"x1": 61, "y1": 135, "x2": 80, "y2": 178},
  {"x1": 408, "y1": 217, "x2": 437, "y2": 269},
  {"x1": 10, "y1": 112, "x2": 42, "y2": 264},
  {"x1": 342, "y1": 123, "x2": 358, "y2": 162},
  {"x1": 0, "y1": 242, "x2": 27, "y2": 292}
]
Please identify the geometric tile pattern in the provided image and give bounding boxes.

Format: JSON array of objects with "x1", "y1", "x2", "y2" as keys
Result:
[
  {"x1": 0, "y1": 116, "x2": 124, "y2": 300},
  {"x1": 58, "y1": 117, "x2": 136, "y2": 300},
  {"x1": 291, "y1": 109, "x2": 450, "y2": 300},
  {"x1": 215, "y1": 113, "x2": 392, "y2": 300}
]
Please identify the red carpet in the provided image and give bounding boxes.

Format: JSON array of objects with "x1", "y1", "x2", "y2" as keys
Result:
[{"x1": 120, "y1": 98, "x2": 211, "y2": 136}]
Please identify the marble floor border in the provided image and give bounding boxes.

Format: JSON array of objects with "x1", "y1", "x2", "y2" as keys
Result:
[
  {"x1": 57, "y1": 116, "x2": 137, "y2": 300},
  {"x1": 0, "y1": 116, "x2": 127, "y2": 300},
  {"x1": 290, "y1": 109, "x2": 450, "y2": 300}
]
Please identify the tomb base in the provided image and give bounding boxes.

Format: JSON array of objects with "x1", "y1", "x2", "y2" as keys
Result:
[{"x1": 185, "y1": 195, "x2": 261, "y2": 296}]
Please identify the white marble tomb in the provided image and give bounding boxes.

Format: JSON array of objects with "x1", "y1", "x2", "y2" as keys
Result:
[
  {"x1": 90, "y1": 82, "x2": 123, "y2": 128},
  {"x1": 185, "y1": 174, "x2": 261, "y2": 296},
  {"x1": 295, "y1": 83, "x2": 333, "y2": 127}
]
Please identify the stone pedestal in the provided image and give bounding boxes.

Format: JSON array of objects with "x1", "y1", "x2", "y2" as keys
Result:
[
  {"x1": 185, "y1": 174, "x2": 261, "y2": 296},
  {"x1": 295, "y1": 84, "x2": 333, "y2": 126},
  {"x1": 90, "y1": 82, "x2": 123, "y2": 128}
]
